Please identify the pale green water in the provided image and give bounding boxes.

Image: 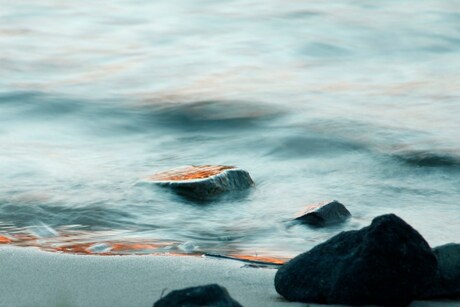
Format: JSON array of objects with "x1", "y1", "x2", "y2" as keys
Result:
[{"x1": 0, "y1": 0, "x2": 459, "y2": 258}]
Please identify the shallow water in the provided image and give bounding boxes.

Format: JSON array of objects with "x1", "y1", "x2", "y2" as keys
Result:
[{"x1": 1, "y1": 0, "x2": 460, "y2": 259}]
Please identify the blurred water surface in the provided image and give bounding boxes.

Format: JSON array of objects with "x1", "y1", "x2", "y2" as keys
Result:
[{"x1": 1, "y1": 0, "x2": 460, "y2": 258}]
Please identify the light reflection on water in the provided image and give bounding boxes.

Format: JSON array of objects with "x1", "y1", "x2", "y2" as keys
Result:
[{"x1": 1, "y1": 0, "x2": 460, "y2": 258}]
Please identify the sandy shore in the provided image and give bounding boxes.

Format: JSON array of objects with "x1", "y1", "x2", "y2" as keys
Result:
[{"x1": 0, "y1": 246, "x2": 457, "y2": 307}]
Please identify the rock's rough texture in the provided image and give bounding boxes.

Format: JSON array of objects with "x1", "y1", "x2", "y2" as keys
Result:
[
  {"x1": 425, "y1": 243, "x2": 460, "y2": 298},
  {"x1": 153, "y1": 284, "x2": 243, "y2": 307},
  {"x1": 275, "y1": 214, "x2": 438, "y2": 306},
  {"x1": 147, "y1": 165, "x2": 254, "y2": 200},
  {"x1": 294, "y1": 200, "x2": 351, "y2": 226}
]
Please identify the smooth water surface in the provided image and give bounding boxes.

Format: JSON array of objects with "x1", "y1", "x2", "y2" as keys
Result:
[{"x1": 1, "y1": 0, "x2": 460, "y2": 258}]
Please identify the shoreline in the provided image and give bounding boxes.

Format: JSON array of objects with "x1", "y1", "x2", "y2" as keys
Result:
[{"x1": 0, "y1": 246, "x2": 458, "y2": 307}]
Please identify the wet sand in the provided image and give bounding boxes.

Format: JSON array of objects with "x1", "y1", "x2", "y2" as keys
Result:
[{"x1": 0, "y1": 246, "x2": 457, "y2": 307}]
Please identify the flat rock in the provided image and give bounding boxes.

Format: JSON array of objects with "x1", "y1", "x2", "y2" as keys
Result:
[
  {"x1": 424, "y1": 243, "x2": 460, "y2": 299},
  {"x1": 294, "y1": 200, "x2": 351, "y2": 226},
  {"x1": 275, "y1": 214, "x2": 438, "y2": 306},
  {"x1": 146, "y1": 165, "x2": 254, "y2": 200},
  {"x1": 153, "y1": 284, "x2": 243, "y2": 307}
]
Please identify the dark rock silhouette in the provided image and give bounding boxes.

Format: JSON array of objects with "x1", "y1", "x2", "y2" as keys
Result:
[
  {"x1": 153, "y1": 284, "x2": 243, "y2": 307},
  {"x1": 275, "y1": 214, "x2": 438, "y2": 306},
  {"x1": 294, "y1": 200, "x2": 351, "y2": 226}
]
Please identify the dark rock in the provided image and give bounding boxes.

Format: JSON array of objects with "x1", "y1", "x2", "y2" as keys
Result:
[
  {"x1": 423, "y1": 243, "x2": 460, "y2": 299},
  {"x1": 145, "y1": 165, "x2": 254, "y2": 200},
  {"x1": 275, "y1": 214, "x2": 438, "y2": 306},
  {"x1": 434, "y1": 243, "x2": 460, "y2": 284},
  {"x1": 153, "y1": 284, "x2": 243, "y2": 307},
  {"x1": 294, "y1": 200, "x2": 351, "y2": 226}
]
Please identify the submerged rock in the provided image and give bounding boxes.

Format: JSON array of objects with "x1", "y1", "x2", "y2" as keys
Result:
[
  {"x1": 275, "y1": 214, "x2": 438, "y2": 306},
  {"x1": 294, "y1": 200, "x2": 351, "y2": 226},
  {"x1": 146, "y1": 165, "x2": 254, "y2": 200},
  {"x1": 153, "y1": 284, "x2": 243, "y2": 307},
  {"x1": 425, "y1": 243, "x2": 460, "y2": 298}
]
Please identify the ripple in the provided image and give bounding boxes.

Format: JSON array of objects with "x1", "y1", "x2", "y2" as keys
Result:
[
  {"x1": 390, "y1": 150, "x2": 460, "y2": 168},
  {"x1": 141, "y1": 99, "x2": 284, "y2": 131}
]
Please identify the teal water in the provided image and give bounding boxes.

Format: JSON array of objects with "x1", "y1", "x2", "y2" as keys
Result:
[{"x1": 1, "y1": 0, "x2": 460, "y2": 258}]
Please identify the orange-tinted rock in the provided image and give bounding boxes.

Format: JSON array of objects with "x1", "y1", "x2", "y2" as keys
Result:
[
  {"x1": 150, "y1": 165, "x2": 235, "y2": 181},
  {"x1": 146, "y1": 165, "x2": 254, "y2": 200}
]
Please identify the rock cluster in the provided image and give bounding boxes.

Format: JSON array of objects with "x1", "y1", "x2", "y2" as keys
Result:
[
  {"x1": 275, "y1": 214, "x2": 448, "y2": 306},
  {"x1": 143, "y1": 166, "x2": 460, "y2": 306}
]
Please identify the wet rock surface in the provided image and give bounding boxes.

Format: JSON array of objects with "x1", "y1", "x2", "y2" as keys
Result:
[
  {"x1": 275, "y1": 214, "x2": 438, "y2": 306},
  {"x1": 147, "y1": 165, "x2": 254, "y2": 200},
  {"x1": 294, "y1": 200, "x2": 351, "y2": 226},
  {"x1": 153, "y1": 284, "x2": 243, "y2": 307}
]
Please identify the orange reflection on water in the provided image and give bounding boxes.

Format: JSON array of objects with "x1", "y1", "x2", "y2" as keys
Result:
[
  {"x1": 0, "y1": 235, "x2": 12, "y2": 244},
  {"x1": 54, "y1": 243, "x2": 96, "y2": 255},
  {"x1": 228, "y1": 254, "x2": 286, "y2": 265},
  {"x1": 0, "y1": 230, "x2": 288, "y2": 265},
  {"x1": 52, "y1": 241, "x2": 173, "y2": 255}
]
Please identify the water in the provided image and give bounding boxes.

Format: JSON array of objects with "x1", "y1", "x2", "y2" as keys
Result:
[{"x1": 1, "y1": 0, "x2": 460, "y2": 259}]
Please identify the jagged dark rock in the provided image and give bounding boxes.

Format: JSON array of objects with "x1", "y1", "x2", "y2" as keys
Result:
[
  {"x1": 294, "y1": 200, "x2": 351, "y2": 226},
  {"x1": 275, "y1": 214, "x2": 438, "y2": 306},
  {"x1": 153, "y1": 284, "x2": 243, "y2": 307},
  {"x1": 145, "y1": 165, "x2": 254, "y2": 200}
]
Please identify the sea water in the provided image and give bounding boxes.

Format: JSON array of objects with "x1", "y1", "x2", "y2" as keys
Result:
[{"x1": 1, "y1": 0, "x2": 460, "y2": 258}]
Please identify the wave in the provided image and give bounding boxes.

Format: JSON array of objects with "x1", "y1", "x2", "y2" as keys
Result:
[
  {"x1": 390, "y1": 150, "x2": 460, "y2": 168},
  {"x1": 0, "y1": 202, "x2": 136, "y2": 230},
  {"x1": 265, "y1": 133, "x2": 365, "y2": 158},
  {"x1": 141, "y1": 99, "x2": 284, "y2": 131}
]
